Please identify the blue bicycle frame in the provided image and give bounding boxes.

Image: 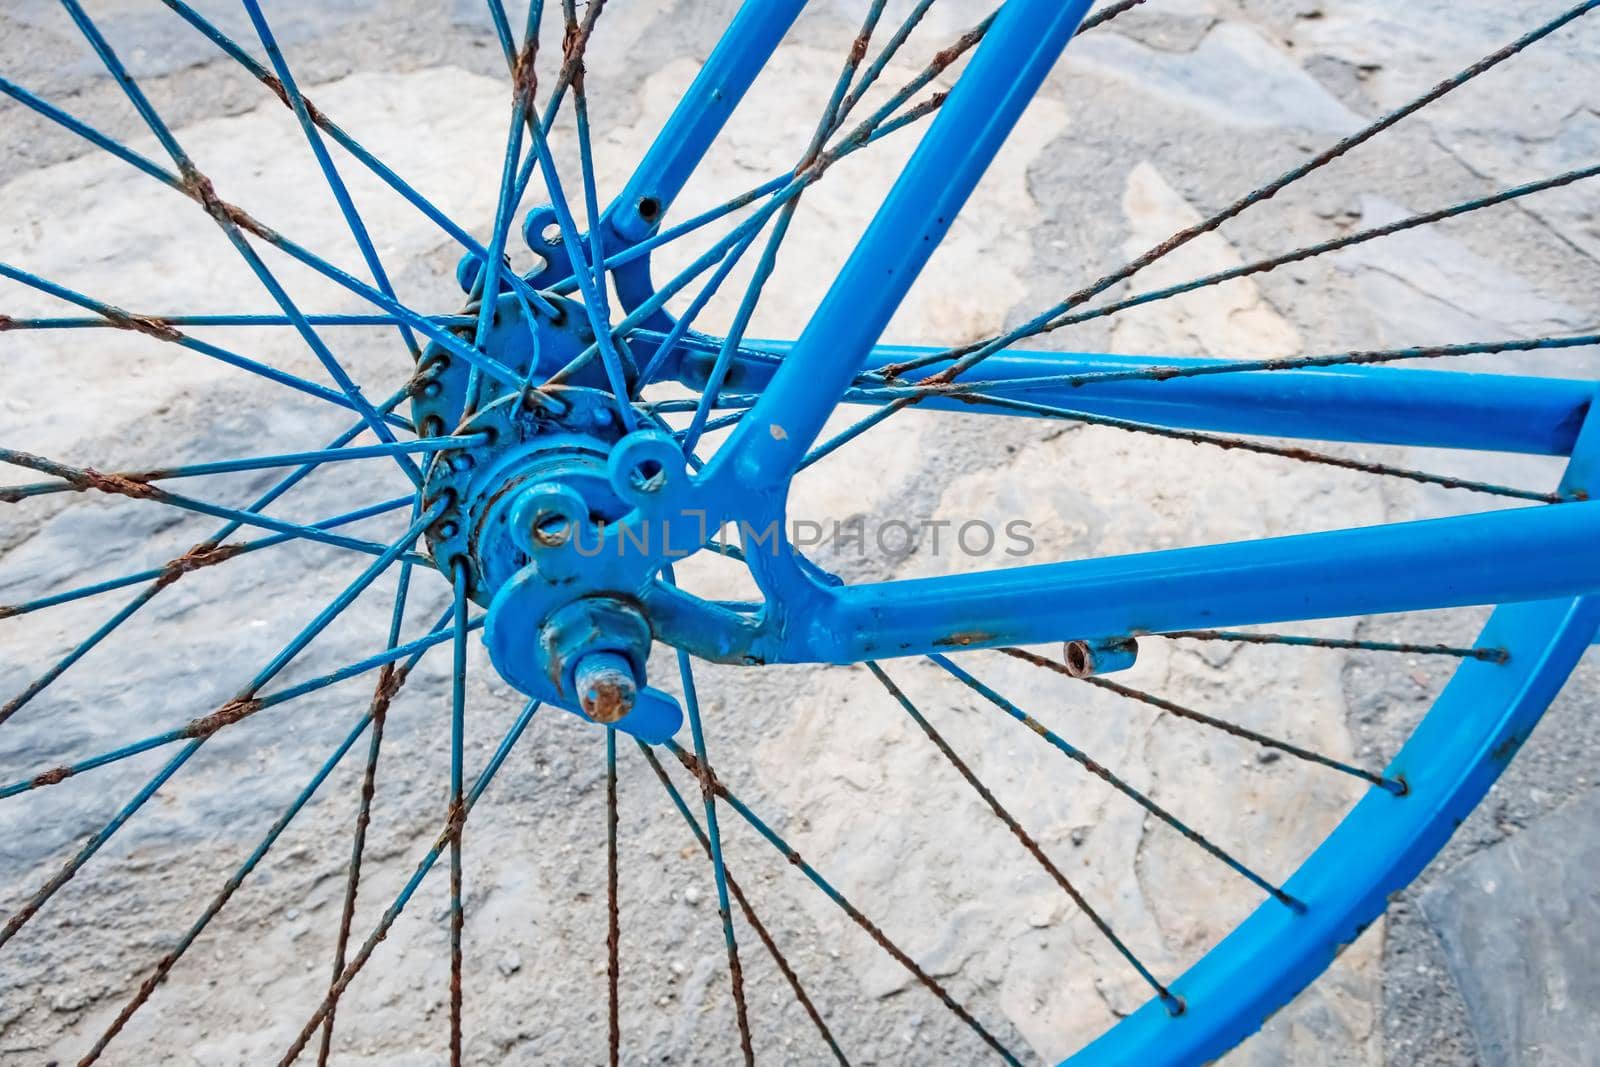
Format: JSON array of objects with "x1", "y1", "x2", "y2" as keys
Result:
[
  {"x1": 9, "y1": 1, "x2": 1600, "y2": 1063},
  {"x1": 587, "y1": 0, "x2": 1600, "y2": 670}
]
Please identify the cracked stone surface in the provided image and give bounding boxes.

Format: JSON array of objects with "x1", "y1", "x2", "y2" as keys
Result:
[
  {"x1": 2, "y1": 2, "x2": 1598, "y2": 1065},
  {"x1": 1421, "y1": 788, "x2": 1600, "y2": 1067}
]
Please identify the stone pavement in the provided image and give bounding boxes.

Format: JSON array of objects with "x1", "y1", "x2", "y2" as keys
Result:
[
  {"x1": 1422, "y1": 789, "x2": 1600, "y2": 1067},
  {"x1": 1, "y1": 1, "x2": 1598, "y2": 1064}
]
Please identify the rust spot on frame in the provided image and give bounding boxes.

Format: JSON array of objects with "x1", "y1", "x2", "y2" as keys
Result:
[{"x1": 933, "y1": 630, "x2": 995, "y2": 648}]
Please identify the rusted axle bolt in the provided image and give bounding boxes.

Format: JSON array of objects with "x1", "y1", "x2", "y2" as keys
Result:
[{"x1": 574, "y1": 651, "x2": 638, "y2": 724}]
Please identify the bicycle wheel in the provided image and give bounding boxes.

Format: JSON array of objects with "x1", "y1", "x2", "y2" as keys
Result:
[{"x1": 3, "y1": 1, "x2": 1598, "y2": 1064}]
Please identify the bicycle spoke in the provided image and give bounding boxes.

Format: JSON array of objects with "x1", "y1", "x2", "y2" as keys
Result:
[
  {"x1": 316, "y1": 553, "x2": 418, "y2": 1067},
  {"x1": 592, "y1": 94, "x2": 938, "y2": 292},
  {"x1": 503, "y1": 0, "x2": 609, "y2": 225},
  {"x1": 638, "y1": 742, "x2": 850, "y2": 1066},
  {"x1": 1, "y1": 313, "x2": 468, "y2": 330},
  {"x1": 998, "y1": 648, "x2": 1406, "y2": 793},
  {"x1": 682, "y1": 202, "x2": 798, "y2": 453},
  {"x1": 0, "y1": 262, "x2": 411, "y2": 430},
  {"x1": 594, "y1": 174, "x2": 786, "y2": 293},
  {"x1": 2, "y1": 566, "x2": 454, "y2": 804},
  {"x1": 628, "y1": 221, "x2": 769, "y2": 392},
  {"x1": 81, "y1": 699, "x2": 382, "y2": 1064},
  {"x1": 867, "y1": 661, "x2": 1182, "y2": 1015},
  {"x1": 679, "y1": 1, "x2": 888, "y2": 452},
  {"x1": 0, "y1": 449, "x2": 437, "y2": 563},
  {"x1": 811, "y1": 390, "x2": 1574, "y2": 503},
  {"x1": 448, "y1": 561, "x2": 469, "y2": 1067},
  {"x1": 0, "y1": 740, "x2": 200, "y2": 949},
  {"x1": 58, "y1": 0, "x2": 423, "y2": 488},
  {"x1": 519, "y1": 55, "x2": 637, "y2": 426},
  {"x1": 263, "y1": 611, "x2": 479, "y2": 699},
  {"x1": 605, "y1": 726, "x2": 620, "y2": 1067},
  {"x1": 916, "y1": 0, "x2": 1600, "y2": 386},
  {"x1": 2, "y1": 438, "x2": 475, "y2": 501},
  {"x1": 662, "y1": 738, "x2": 1021, "y2": 1066},
  {"x1": 0, "y1": 72, "x2": 170, "y2": 183},
  {"x1": 0, "y1": 497, "x2": 410, "y2": 621},
  {"x1": 564, "y1": 0, "x2": 648, "y2": 429},
  {"x1": 673, "y1": 646, "x2": 753, "y2": 1064},
  {"x1": 563, "y1": 7, "x2": 1009, "y2": 384},
  {"x1": 243, "y1": 0, "x2": 420, "y2": 360},
  {"x1": 929, "y1": 654, "x2": 1301, "y2": 910},
  {"x1": 4, "y1": 615, "x2": 463, "y2": 1015},
  {"x1": 560, "y1": 0, "x2": 1145, "y2": 296},
  {"x1": 275, "y1": 698, "x2": 542, "y2": 1067},
  {"x1": 885, "y1": 333, "x2": 1600, "y2": 397},
  {"x1": 816, "y1": 1, "x2": 890, "y2": 146},
  {"x1": 836, "y1": 0, "x2": 934, "y2": 122},
  {"x1": 1018, "y1": 167, "x2": 1600, "y2": 353},
  {"x1": 560, "y1": 159, "x2": 835, "y2": 385},
  {"x1": 463, "y1": 2, "x2": 543, "y2": 415},
  {"x1": 875, "y1": 163, "x2": 1600, "y2": 384},
  {"x1": 155, "y1": 0, "x2": 561, "y2": 321},
  {"x1": 482, "y1": 0, "x2": 518, "y2": 70},
  {"x1": 0, "y1": 508, "x2": 435, "y2": 945},
  {"x1": 0, "y1": 386, "x2": 414, "y2": 725},
  {"x1": 1157, "y1": 629, "x2": 1509, "y2": 662},
  {"x1": 0, "y1": 76, "x2": 524, "y2": 392}
]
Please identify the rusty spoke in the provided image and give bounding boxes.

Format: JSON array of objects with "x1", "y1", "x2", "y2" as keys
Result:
[
  {"x1": 315, "y1": 553, "x2": 420, "y2": 1065},
  {"x1": 59, "y1": 0, "x2": 426, "y2": 489},
  {"x1": 912, "y1": 0, "x2": 1600, "y2": 387},
  {"x1": 862, "y1": 390, "x2": 1573, "y2": 503},
  {"x1": 0, "y1": 507, "x2": 437, "y2": 951},
  {"x1": 678, "y1": 0, "x2": 892, "y2": 453},
  {"x1": 671, "y1": 647, "x2": 754, "y2": 1064},
  {"x1": 448, "y1": 562, "x2": 470, "y2": 1067},
  {"x1": 583, "y1": 0, "x2": 1147, "y2": 300},
  {"x1": 930, "y1": 654, "x2": 1303, "y2": 911},
  {"x1": 606, "y1": 727, "x2": 621, "y2": 1066},
  {"x1": 874, "y1": 166, "x2": 1600, "y2": 384},
  {"x1": 867, "y1": 661, "x2": 1182, "y2": 1015},
  {"x1": 879, "y1": 332, "x2": 1600, "y2": 397},
  {"x1": 661, "y1": 738, "x2": 1022, "y2": 1065},
  {"x1": 80, "y1": 633, "x2": 421, "y2": 1065},
  {"x1": 274, "y1": 699, "x2": 541, "y2": 1067},
  {"x1": 998, "y1": 648, "x2": 1406, "y2": 794},
  {"x1": 153, "y1": 0, "x2": 562, "y2": 319},
  {"x1": 637, "y1": 742, "x2": 850, "y2": 1065},
  {"x1": 1157, "y1": 629, "x2": 1509, "y2": 662},
  {"x1": 0, "y1": 448, "x2": 439, "y2": 562}
]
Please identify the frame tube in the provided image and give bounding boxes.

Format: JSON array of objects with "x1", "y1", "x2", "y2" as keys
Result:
[
  {"x1": 699, "y1": 0, "x2": 1097, "y2": 498},
  {"x1": 724, "y1": 342, "x2": 1594, "y2": 456},
  {"x1": 761, "y1": 500, "x2": 1600, "y2": 662},
  {"x1": 607, "y1": 0, "x2": 809, "y2": 241}
]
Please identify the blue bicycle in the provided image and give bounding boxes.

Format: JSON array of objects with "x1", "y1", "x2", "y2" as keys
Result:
[{"x1": 3, "y1": 0, "x2": 1599, "y2": 1063}]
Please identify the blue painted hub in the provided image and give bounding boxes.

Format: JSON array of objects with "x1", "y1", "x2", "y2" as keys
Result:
[
  {"x1": 413, "y1": 286, "x2": 624, "y2": 439},
  {"x1": 416, "y1": 289, "x2": 682, "y2": 743}
]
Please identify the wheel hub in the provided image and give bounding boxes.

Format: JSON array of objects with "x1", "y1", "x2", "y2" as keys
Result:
[
  {"x1": 415, "y1": 282, "x2": 684, "y2": 743},
  {"x1": 421, "y1": 387, "x2": 629, "y2": 604}
]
